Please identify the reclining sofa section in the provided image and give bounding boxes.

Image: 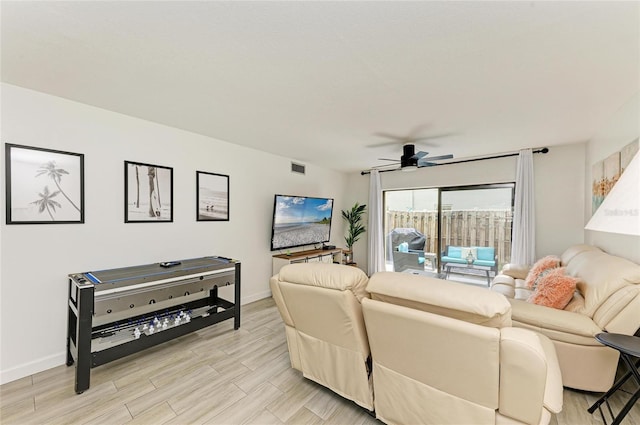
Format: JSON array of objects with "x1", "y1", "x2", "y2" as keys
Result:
[
  {"x1": 491, "y1": 244, "x2": 640, "y2": 392},
  {"x1": 270, "y1": 263, "x2": 563, "y2": 425}
]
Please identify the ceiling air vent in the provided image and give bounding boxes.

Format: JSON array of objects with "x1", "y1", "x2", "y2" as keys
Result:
[{"x1": 291, "y1": 162, "x2": 306, "y2": 175}]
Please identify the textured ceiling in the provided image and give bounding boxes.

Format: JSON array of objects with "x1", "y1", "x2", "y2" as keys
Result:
[{"x1": 2, "y1": 1, "x2": 639, "y2": 172}]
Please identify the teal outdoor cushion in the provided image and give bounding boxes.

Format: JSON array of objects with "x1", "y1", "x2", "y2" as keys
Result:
[
  {"x1": 441, "y1": 256, "x2": 467, "y2": 264},
  {"x1": 447, "y1": 246, "x2": 462, "y2": 257},
  {"x1": 475, "y1": 247, "x2": 495, "y2": 261},
  {"x1": 473, "y1": 259, "x2": 495, "y2": 267}
]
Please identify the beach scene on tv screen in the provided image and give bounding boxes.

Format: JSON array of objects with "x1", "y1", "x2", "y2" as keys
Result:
[{"x1": 273, "y1": 196, "x2": 333, "y2": 249}]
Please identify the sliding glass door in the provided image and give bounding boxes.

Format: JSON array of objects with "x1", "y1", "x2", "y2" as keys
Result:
[
  {"x1": 439, "y1": 184, "x2": 514, "y2": 284},
  {"x1": 384, "y1": 189, "x2": 439, "y2": 272},
  {"x1": 384, "y1": 184, "x2": 514, "y2": 284}
]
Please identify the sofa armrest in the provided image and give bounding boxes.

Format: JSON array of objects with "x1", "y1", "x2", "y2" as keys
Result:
[
  {"x1": 499, "y1": 328, "x2": 563, "y2": 424},
  {"x1": 491, "y1": 274, "x2": 516, "y2": 298},
  {"x1": 500, "y1": 263, "x2": 530, "y2": 280}
]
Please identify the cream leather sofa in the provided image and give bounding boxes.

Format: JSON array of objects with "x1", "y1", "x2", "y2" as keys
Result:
[
  {"x1": 271, "y1": 263, "x2": 563, "y2": 425},
  {"x1": 491, "y1": 244, "x2": 640, "y2": 392}
]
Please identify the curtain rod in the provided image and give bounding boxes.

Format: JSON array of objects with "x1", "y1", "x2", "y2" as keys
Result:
[{"x1": 360, "y1": 147, "x2": 549, "y2": 175}]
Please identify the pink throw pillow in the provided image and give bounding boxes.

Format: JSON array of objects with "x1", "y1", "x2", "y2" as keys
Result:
[
  {"x1": 525, "y1": 255, "x2": 561, "y2": 289},
  {"x1": 527, "y1": 267, "x2": 578, "y2": 310}
]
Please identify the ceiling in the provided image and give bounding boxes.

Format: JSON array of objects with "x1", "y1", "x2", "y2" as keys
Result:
[{"x1": 1, "y1": 1, "x2": 639, "y2": 173}]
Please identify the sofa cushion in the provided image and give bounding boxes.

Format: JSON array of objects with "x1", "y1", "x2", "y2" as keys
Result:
[
  {"x1": 441, "y1": 256, "x2": 468, "y2": 265},
  {"x1": 475, "y1": 247, "x2": 495, "y2": 262},
  {"x1": 278, "y1": 263, "x2": 370, "y2": 302},
  {"x1": 527, "y1": 267, "x2": 578, "y2": 310},
  {"x1": 525, "y1": 255, "x2": 561, "y2": 289},
  {"x1": 448, "y1": 246, "x2": 463, "y2": 258},
  {"x1": 564, "y1": 248, "x2": 640, "y2": 317},
  {"x1": 474, "y1": 259, "x2": 497, "y2": 267},
  {"x1": 560, "y1": 244, "x2": 602, "y2": 266},
  {"x1": 508, "y1": 299, "x2": 603, "y2": 346},
  {"x1": 461, "y1": 247, "x2": 478, "y2": 261},
  {"x1": 367, "y1": 272, "x2": 512, "y2": 328}
]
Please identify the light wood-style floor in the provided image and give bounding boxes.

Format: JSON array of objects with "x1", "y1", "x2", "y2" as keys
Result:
[{"x1": 1, "y1": 297, "x2": 638, "y2": 425}]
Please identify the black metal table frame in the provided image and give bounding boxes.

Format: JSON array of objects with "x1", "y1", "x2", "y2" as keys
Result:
[
  {"x1": 66, "y1": 261, "x2": 241, "y2": 394},
  {"x1": 588, "y1": 333, "x2": 640, "y2": 425}
]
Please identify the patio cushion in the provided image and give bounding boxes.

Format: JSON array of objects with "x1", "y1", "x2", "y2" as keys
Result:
[
  {"x1": 441, "y1": 256, "x2": 468, "y2": 264},
  {"x1": 474, "y1": 260, "x2": 496, "y2": 267},
  {"x1": 476, "y1": 247, "x2": 495, "y2": 262},
  {"x1": 447, "y1": 246, "x2": 462, "y2": 257}
]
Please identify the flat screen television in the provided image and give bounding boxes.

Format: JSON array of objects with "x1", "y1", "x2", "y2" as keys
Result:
[{"x1": 270, "y1": 194, "x2": 334, "y2": 251}]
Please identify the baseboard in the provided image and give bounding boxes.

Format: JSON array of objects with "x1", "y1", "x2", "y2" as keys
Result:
[
  {"x1": 242, "y1": 290, "x2": 272, "y2": 305},
  {"x1": 0, "y1": 352, "x2": 67, "y2": 385},
  {"x1": 1, "y1": 291, "x2": 274, "y2": 386}
]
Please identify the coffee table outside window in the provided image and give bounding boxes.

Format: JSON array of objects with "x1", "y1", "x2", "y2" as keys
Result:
[{"x1": 443, "y1": 262, "x2": 493, "y2": 286}]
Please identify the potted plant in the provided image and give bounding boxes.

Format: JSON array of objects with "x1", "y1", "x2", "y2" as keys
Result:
[{"x1": 342, "y1": 202, "x2": 367, "y2": 264}]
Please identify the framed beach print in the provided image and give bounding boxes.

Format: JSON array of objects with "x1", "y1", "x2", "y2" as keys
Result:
[
  {"x1": 196, "y1": 171, "x2": 229, "y2": 221},
  {"x1": 125, "y1": 161, "x2": 173, "y2": 222},
  {"x1": 5, "y1": 143, "x2": 84, "y2": 224}
]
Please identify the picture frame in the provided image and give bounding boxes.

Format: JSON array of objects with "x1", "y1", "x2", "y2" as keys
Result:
[
  {"x1": 125, "y1": 161, "x2": 173, "y2": 223},
  {"x1": 196, "y1": 171, "x2": 229, "y2": 221},
  {"x1": 5, "y1": 143, "x2": 85, "y2": 224}
]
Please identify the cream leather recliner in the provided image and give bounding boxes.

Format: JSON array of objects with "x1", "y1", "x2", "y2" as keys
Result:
[
  {"x1": 363, "y1": 272, "x2": 563, "y2": 425},
  {"x1": 269, "y1": 263, "x2": 374, "y2": 410}
]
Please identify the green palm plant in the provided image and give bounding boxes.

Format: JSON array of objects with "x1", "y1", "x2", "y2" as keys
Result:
[
  {"x1": 35, "y1": 161, "x2": 81, "y2": 213},
  {"x1": 30, "y1": 186, "x2": 62, "y2": 221},
  {"x1": 342, "y1": 202, "x2": 367, "y2": 263}
]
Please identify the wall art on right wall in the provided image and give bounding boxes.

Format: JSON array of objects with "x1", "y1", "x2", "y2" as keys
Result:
[{"x1": 592, "y1": 138, "x2": 639, "y2": 215}]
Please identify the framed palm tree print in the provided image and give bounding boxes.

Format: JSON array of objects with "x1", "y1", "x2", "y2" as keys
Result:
[
  {"x1": 196, "y1": 171, "x2": 229, "y2": 221},
  {"x1": 5, "y1": 143, "x2": 85, "y2": 224},
  {"x1": 125, "y1": 161, "x2": 173, "y2": 223}
]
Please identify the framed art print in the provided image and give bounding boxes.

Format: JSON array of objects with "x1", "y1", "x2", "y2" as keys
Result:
[
  {"x1": 196, "y1": 171, "x2": 229, "y2": 221},
  {"x1": 125, "y1": 161, "x2": 173, "y2": 222},
  {"x1": 5, "y1": 143, "x2": 84, "y2": 224}
]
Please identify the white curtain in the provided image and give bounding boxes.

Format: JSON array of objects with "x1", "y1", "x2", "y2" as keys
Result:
[
  {"x1": 511, "y1": 149, "x2": 536, "y2": 265},
  {"x1": 367, "y1": 170, "x2": 385, "y2": 276}
]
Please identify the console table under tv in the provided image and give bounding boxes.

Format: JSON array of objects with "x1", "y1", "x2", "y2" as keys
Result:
[
  {"x1": 272, "y1": 248, "x2": 343, "y2": 275},
  {"x1": 66, "y1": 256, "x2": 241, "y2": 394}
]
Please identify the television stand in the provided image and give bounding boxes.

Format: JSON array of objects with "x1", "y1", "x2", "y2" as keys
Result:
[{"x1": 272, "y1": 248, "x2": 343, "y2": 275}]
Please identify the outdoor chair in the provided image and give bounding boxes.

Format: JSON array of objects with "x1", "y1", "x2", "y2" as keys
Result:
[{"x1": 388, "y1": 228, "x2": 427, "y2": 272}]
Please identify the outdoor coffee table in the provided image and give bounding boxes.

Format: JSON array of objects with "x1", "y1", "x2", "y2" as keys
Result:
[{"x1": 443, "y1": 262, "x2": 492, "y2": 285}]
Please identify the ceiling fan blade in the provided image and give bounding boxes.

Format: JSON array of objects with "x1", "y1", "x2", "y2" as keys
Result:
[
  {"x1": 366, "y1": 140, "x2": 407, "y2": 148},
  {"x1": 412, "y1": 132, "x2": 457, "y2": 142},
  {"x1": 378, "y1": 158, "x2": 400, "y2": 162},
  {"x1": 372, "y1": 132, "x2": 407, "y2": 141},
  {"x1": 411, "y1": 151, "x2": 429, "y2": 160},
  {"x1": 418, "y1": 154, "x2": 454, "y2": 163},
  {"x1": 417, "y1": 162, "x2": 437, "y2": 167}
]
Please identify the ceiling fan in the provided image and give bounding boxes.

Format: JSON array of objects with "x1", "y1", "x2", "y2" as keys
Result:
[{"x1": 375, "y1": 144, "x2": 454, "y2": 171}]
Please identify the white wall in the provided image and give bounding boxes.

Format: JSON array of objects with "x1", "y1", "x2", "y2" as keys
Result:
[
  {"x1": 345, "y1": 143, "x2": 586, "y2": 270},
  {"x1": 0, "y1": 84, "x2": 348, "y2": 384},
  {"x1": 585, "y1": 92, "x2": 640, "y2": 263}
]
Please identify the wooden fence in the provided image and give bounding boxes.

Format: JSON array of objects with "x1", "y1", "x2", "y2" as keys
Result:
[{"x1": 385, "y1": 209, "x2": 513, "y2": 268}]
